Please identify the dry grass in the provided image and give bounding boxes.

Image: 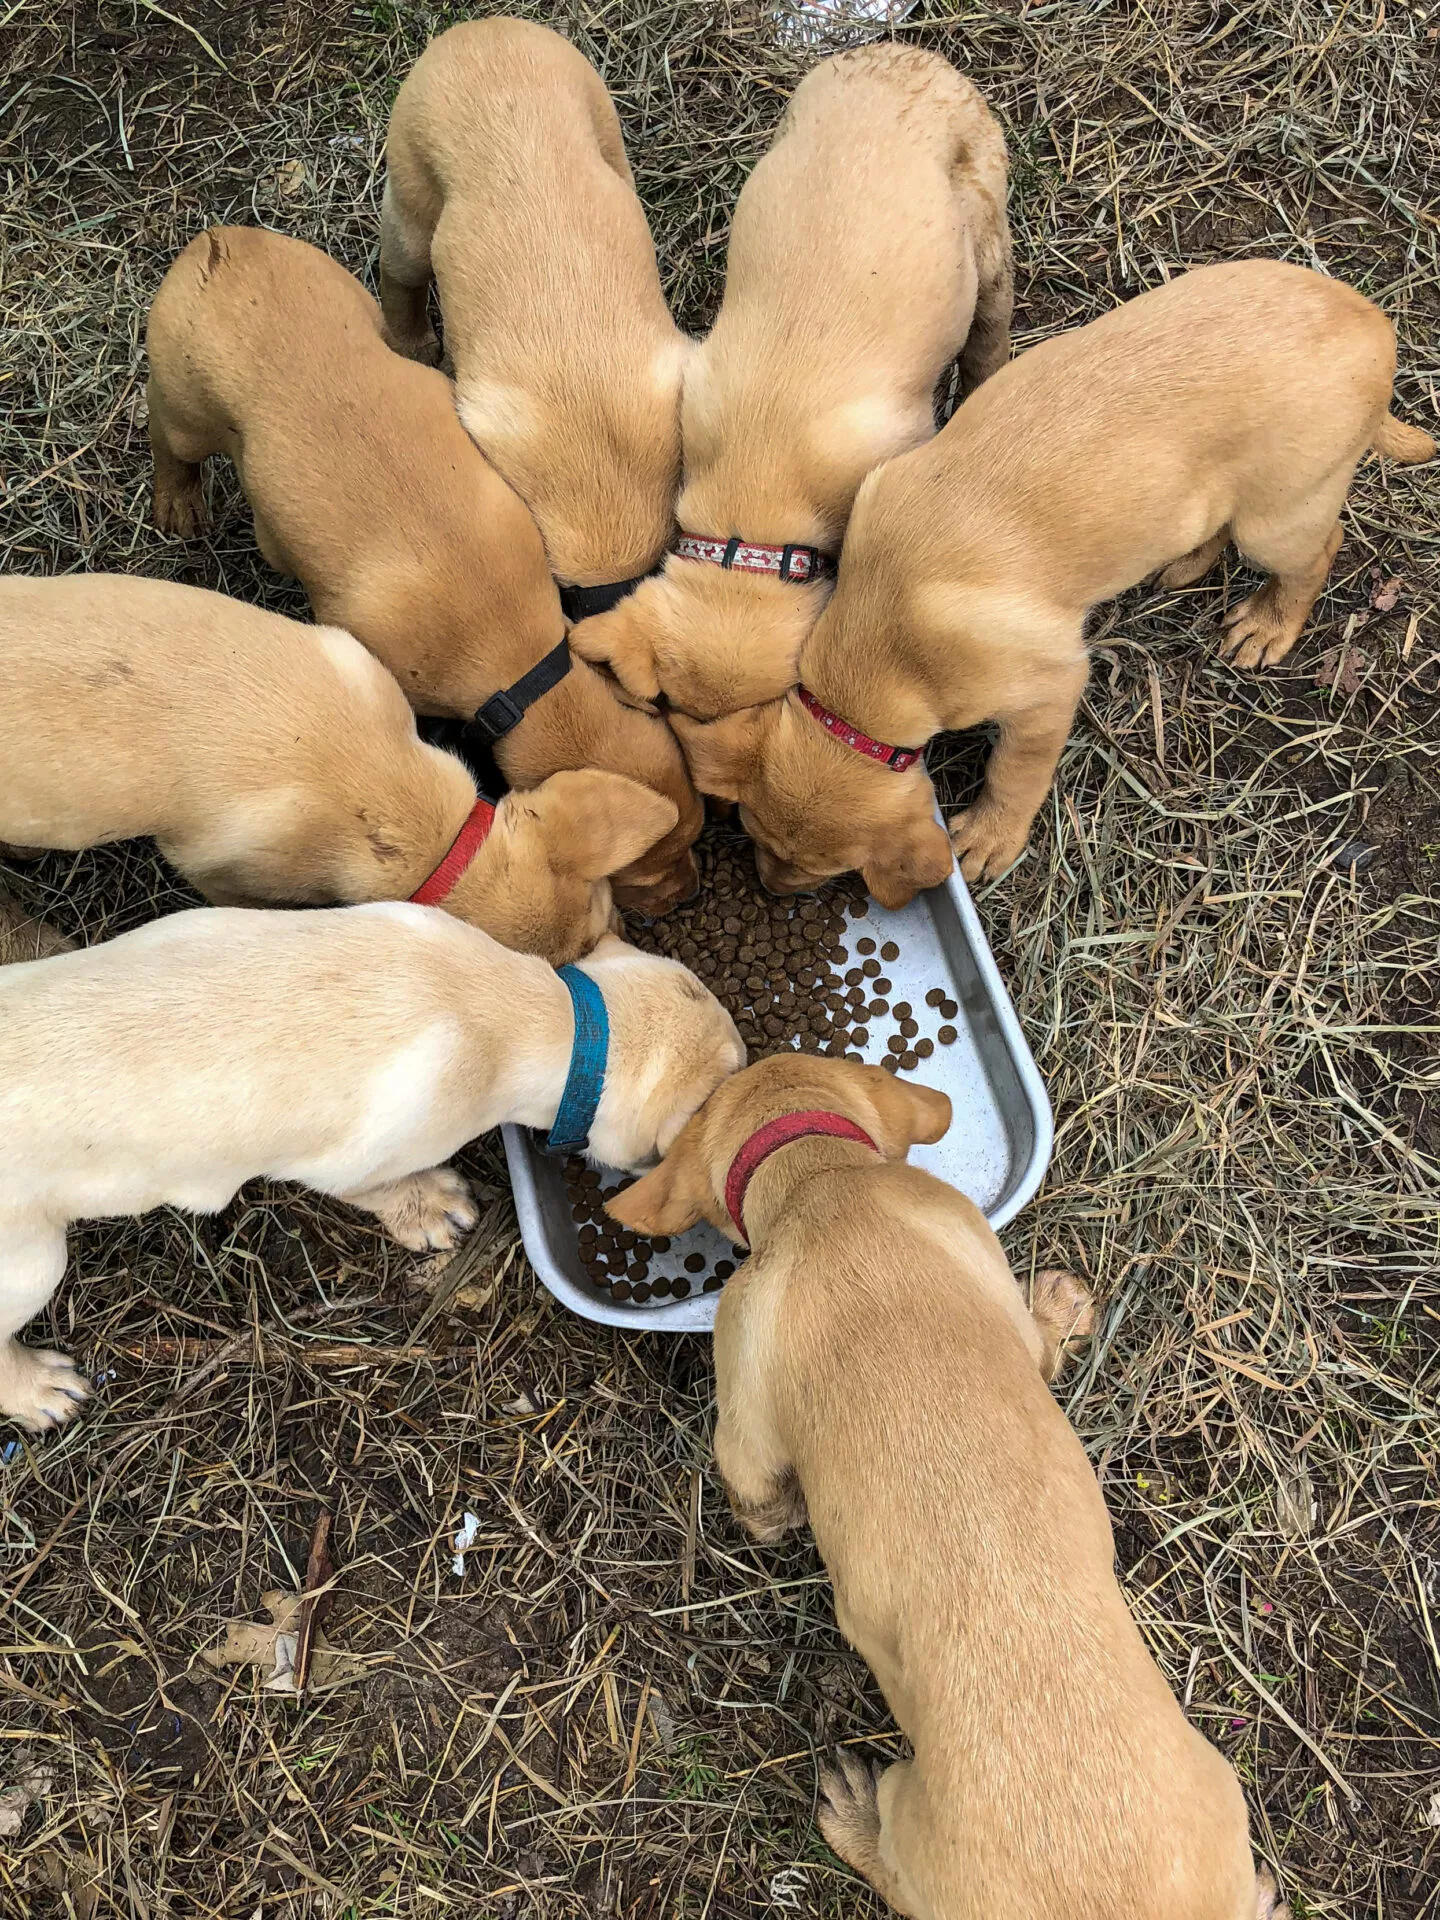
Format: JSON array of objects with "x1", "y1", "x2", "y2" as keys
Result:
[{"x1": 2, "y1": 0, "x2": 1439, "y2": 1915}]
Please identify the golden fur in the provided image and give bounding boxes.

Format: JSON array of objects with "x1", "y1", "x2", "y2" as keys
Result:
[
  {"x1": 574, "y1": 44, "x2": 1012, "y2": 721},
  {"x1": 610, "y1": 1054, "x2": 1289, "y2": 1920},
  {"x1": 379, "y1": 17, "x2": 688, "y2": 591},
  {"x1": 678, "y1": 261, "x2": 1434, "y2": 904},
  {"x1": 145, "y1": 225, "x2": 702, "y2": 913},
  {"x1": 0, "y1": 575, "x2": 678, "y2": 965},
  {"x1": 0, "y1": 913, "x2": 744, "y2": 1432}
]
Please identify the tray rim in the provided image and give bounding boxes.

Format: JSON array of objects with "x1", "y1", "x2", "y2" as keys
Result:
[{"x1": 504, "y1": 861, "x2": 1053, "y2": 1333}]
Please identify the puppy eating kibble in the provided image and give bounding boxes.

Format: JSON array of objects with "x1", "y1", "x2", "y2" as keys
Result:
[
  {"x1": 573, "y1": 44, "x2": 1011, "y2": 721},
  {"x1": 379, "y1": 18, "x2": 688, "y2": 609},
  {"x1": 609, "y1": 1054, "x2": 1288, "y2": 1920},
  {"x1": 0, "y1": 912, "x2": 744, "y2": 1432},
  {"x1": 678, "y1": 260, "x2": 1434, "y2": 903},
  {"x1": 145, "y1": 225, "x2": 702, "y2": 914},
  {"x1": 0, "y1": 575, "x2": 677, "y2": 966}
]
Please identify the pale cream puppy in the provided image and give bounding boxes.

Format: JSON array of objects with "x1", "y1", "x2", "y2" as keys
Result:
[
  {"x1": 610, "y1": 1054, "x2": 1288, "y2": 1920},
  {"x1": 0, "y1": 909, "x2": 745, "y2": 1431},
  {"x1": 574, "y1": 44, "x2": 1012, "y2": 719},
  {"x1": 676, "y1": 260, "x2": 1435, "y2": 904},
  {"x1": 0, "y1": 576, "x2": 677, "y2": 967},
  {"x1": 146, "y1": 226, "x2": 702, "y2": 915},
  {"x1": 379, "y1": 17, "x2": 689, "y2": 593}
]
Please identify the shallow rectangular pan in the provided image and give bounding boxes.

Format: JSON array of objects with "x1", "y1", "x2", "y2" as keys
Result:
[{"x1": 504, "y1": 858, "x2": 1052, "y2": 1332}]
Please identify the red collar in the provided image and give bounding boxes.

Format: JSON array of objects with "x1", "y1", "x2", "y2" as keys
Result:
[
  {"x1": 723, "y1": 1109, "x2": 879, "y2": 1244},
  {"x1": 673, "y1": 533, "x2": 834, "y2": 585},
  {"x1": 796, "y1": 686, "x2": 924, "y2": 772},
  {"x1": 409, "y1": 797, "x2": 497, "y2": 905}
]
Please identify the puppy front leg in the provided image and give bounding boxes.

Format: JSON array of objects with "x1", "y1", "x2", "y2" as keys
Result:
[
  {"x1": 0, "y1": 1224, "x2": 88, "y2": 1433},
  {"x1": 335, "y1": 1166, "x2": 478, "y2": 1253},
  {"x1": 378, "y1": 177, "x2": 440, "y2": 366},
  {"x1": 948, "y1": 654, "x2": 1089, "y2": 883},
  {"x1": 712, "y1": 1297, "x2": 806, "y2": 1541}
]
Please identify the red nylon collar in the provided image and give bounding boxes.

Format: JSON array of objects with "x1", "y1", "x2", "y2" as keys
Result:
[
  {"x1": 796, "y1": 686, "x2": 924, "y2": 773},
  {"x1": 673, "y1": 533, "x2": 834, "y2": 584},
  {"x1": 723, "y1": 1110, "x2": 879, "y2": 1244},
  {"x1": 409, "y1": 797, "x2": 497, "y2": 906}
]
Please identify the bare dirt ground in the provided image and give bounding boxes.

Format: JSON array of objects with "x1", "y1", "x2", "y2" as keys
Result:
[{"x1": 1, "y1": 2, "x2": 1437, "y2": 1915}]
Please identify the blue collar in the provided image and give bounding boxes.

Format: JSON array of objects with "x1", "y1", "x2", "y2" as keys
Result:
[{"x1": 542, "y1": 965, "x2": 610, "y2": 1157}]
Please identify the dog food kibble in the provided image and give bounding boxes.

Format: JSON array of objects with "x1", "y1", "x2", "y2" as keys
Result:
[{"x1": 559, "y1": 828, "x2": 957, "y2": 1309}]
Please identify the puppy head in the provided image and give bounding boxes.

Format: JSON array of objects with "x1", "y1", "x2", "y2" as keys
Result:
[
  {"x1": 606, "y1": 1053, "x2": 951, "y2": 1240},
  {"x1": 571, "y1": 564, "x2": 821, "y2": 722},
  {"x1": 448, "y1": 773, "x2": 679, "y2": 965},
  {"x1": 674, "y1": 697, "x2": 953, "y2": 910},
  {"x1": 575, "y1": 666, "x2": 705, "y2": 915},
  {"x1": 579, "y1": 935, "x2": 747, "y2": 1172}
]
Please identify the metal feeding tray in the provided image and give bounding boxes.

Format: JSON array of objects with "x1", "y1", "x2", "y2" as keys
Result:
[{"x1": 503, "y1": 856, "x2": 1053, "y2": 1333}]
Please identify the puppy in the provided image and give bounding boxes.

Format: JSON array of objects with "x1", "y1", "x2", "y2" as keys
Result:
[
  {"x1": 145, "y1": 225, "x2": 702, "y2": 913},
  {"x1": 0, "y1": 575, "x2": 678, "y2": 966},
  {"x1": 379, "y1": 19, "x2": 688, "y2": 605},
  {"x1": 0, "y1": 893, "x2": 74, "y2": 965},
  {"x1": 573, "y1": 45, "x2": 1012, "y2": 720},
  {"x1": 610, "y1": 1054, "x2": 1288, "y2": 1920},
  {"x1": 677, "y1": 260, "x2": 1434, "y2": 902},
  {"x1": 0, "y1": 910, "x2": 744, "y2": 1431}
]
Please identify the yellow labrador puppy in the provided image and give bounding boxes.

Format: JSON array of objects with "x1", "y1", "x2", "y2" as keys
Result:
[
  {"x1": 0, "y1": 911, "x2": 744, "y2": 1431},
  {"x1": 1, "y1": 575, "x2": 677, "y2": 966},
  {"x1": 677, "y1": 260, "x2": 1434, "y2": 902},
  {"x1": 146, "y1": 226, "x2": 702, "y2": 915},
  {"x1": 610, "y1": 1054, "x2": 1288, "y2": 1920},
  {"x1": 574, "y1": 45, "x2": 1012, "y2": 720},
  {"x1": 380, "y1": 18, "x2": 688, "y2": 612}
]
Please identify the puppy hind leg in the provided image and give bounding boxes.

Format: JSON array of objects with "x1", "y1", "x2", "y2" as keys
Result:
[
  {"x1": 0, "y1": 1225, "x2": 88, "y2": 1433},
  {"x1": 1221, "y1": 505, "x2": 1345, "y2": 670},
  {"x1": 336, "y1": 1166, "x2": 478, "y2": 1253},
  {"x1": 1029, "y1": 1268, "x2": 1095, "y2": 1381},
  {"x1": 957, "y1": 222, "x2": 1014, "y2": 395},
  {"x1": 147, "y1": 378, "x2": 210, "y2": 539},
  {"x1": 378, "y1": 176, "x2": 440, "y2": 365},
  {"x1": 818, "y1": 1754, "x2": 931, "y2": 1920}
]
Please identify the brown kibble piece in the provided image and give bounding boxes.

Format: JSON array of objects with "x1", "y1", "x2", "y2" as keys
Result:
[
  {"x1": 845, "y1": 968, "x2": 863, "y2": 986},
  {"x1": 851, "y1": 1027, "x2": 869, "y2": 1047},
  {"x1": 612, "y1": 1282, "x2": 633, "y2": 1301},
  {"x1": 915, "y1": 1038, "x2": 934, "y2": 1058},
  {"x1": 861, "y1": 959, "x2": 880, "y2": 979},
  {"x1": 713, "y1": 1261, "x2": 735, "y2": 1281},
  {"x1": 869, "y1": 999, "x2": 888, "y2": 1018},
  {"x1": 881, "y1": 1056, "x2": 899, "y2": 1074},
  {"x1": 926, "y1": 988, "x2": 945, "y2": 1008},
  {"x1": 900, "y1": 1019, "x2": 918, "y2": 1039},
  {"x1": 684, "y1": 1253, "x2": 706, "y2": 1273},
  {"x1": 874, "y1": 977, "x2": 892, "y2": 994},
  {"x1": 893, "y1": 1002, "x2": 912, "y2": 1020},
  {"x1": 653, "y1": 1237, "x2": 672, "y2": 1253},
  {"x1": 887, "y1": 1035, "x2": 905, "y2": 1056},
  {"x1": 881, "y1": 941, "x2": 899, "y2": 961},
  {"x1": 900, "y1": 1050, "x2": 919, "y2": 1070},
  {"x1": 672, "y1": 1278, "x2": 691, "y2": 1298},
  {"x1": 703, "y1": 1276, "x2": 724, "y2": 1293},
  {"x1": 938, "y1": 1024, "x2": 958, "y2": 1045},
  {"x1": 856, "y1": 938, "x2": 876, "y2": 956},
  {"x1": 941, "y1": 998, "x2": 958, "y2": 1019}
]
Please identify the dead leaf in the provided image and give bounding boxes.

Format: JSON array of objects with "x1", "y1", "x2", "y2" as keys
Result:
[
  {"x1": 1369, "y1": 570, "x2": 1405, "y2": 613},
  {"x1": 270, "y1": 158, "x2": 308, "y2": 196},
  {"x1": 1316, "y1": 645, "x2": 1369, "y2": 698},
  {"x1": 200, "y1": 1589, "x2": 354, "y2": 1693},
  {"x1": 35, "y1": 1847, "x2": 100, "y2": 1920},
  {"x1": 0, "y1": 1763, "x2": 52, "y2": 1838}
]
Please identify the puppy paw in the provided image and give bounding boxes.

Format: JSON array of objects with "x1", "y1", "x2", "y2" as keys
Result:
[
  {"x1": 947, "y1": 805, "x2": 1028, "y2": 882},
  {"x1": 372, "y1": 1168, "x2": 478, "y2": 1252},
  {"x1": 383, "y1": 323, "x2": 441, "y2": 366},
  {"x1": 818, "y1": 1750, "x2": 883, "y2": 1868},
  {"x1": 1031, "y1": 1269, "x2": 1095, "y2": 1379},
  {"x1": 153, "y1": 478, "x2": 209, "y2": 539},
  {"x1": 0, "y1": 1348, "x2": 89, "y2": 1433},
  {"x1": 1218, "y1": 590, "x2": 1301, "y2": 670}
]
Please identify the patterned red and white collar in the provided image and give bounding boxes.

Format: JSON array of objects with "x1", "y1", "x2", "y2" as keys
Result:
[
  {"x1": 672, "y1": 533, "x2": 835, "y2": 585},
  {"x1": 794, "y1": 686, "x2": 924, "y2": 773}
]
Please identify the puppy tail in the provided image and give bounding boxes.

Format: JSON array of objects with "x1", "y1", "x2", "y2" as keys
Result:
[{"x1": 1372, "y1": 413, "x2": 1435, "y2": 464}]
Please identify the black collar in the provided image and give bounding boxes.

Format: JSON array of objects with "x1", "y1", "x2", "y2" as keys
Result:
[
  {"x1": 464, "y1": 638, "x2": 572, "y2": 744},
  {"x1": 557, "y1": 575, "x2": 649, "y2": 623}
]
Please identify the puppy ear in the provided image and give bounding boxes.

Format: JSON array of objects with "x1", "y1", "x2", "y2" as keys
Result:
[
  {"x1": 569, "y1": 599, "x2": 663, "y2": 705},
  {"x1": 606, "y1": 1125, "x2": 712, "y2": 1236},
  {"x1": 862, "y1": 811, "x2": 953, "y2": 912},
  {"x1": 863, "y1": 1068, "x2": 952, "y2": 1153},
  {"x1": 671, "y1": 705, "x2": 772, "y2": 803},
  {"x1": 532, "y1": 771, "x2": 679, "y2": 880}
]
